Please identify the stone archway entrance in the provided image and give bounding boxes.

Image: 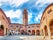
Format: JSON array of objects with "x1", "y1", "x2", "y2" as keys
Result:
[
  {"x1": 36, "y1": 30, "x2": 40, "y2": 35},
  {"x1": 0, "y1": 25, "x2": 4, "y2": 36},
  {"x1": 21, "y1": 30, "x2": 24, "y2": 35},
  {"x1": 28, "y1": 30, "x2": 31, "y2": 33},
  {"x1": 44, "y1": 25, "x2": 48, "y2": 36},
  {"x1": 32, "y1": 30, "x2": 35, "y2": 35},
  {"x1": 49, "y1": 20, "x2": 53, "y2": 35},
  {"x1": 28, "y1": 30, "x2": 31, "y2": 35}
]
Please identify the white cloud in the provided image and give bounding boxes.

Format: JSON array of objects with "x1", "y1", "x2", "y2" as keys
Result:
[
  {"x1": 4, "y1": 9, "x2": 22, "y2": 18},
  {"x1": 28, "y1": 13, "x2": 32, "y2": 22},
  {"x1": 34, "y1": 12, "x2": 42, "y2": 22},
  {"x1": 34, "y1": 0, "x2": 53, "y2": 22},
  {"x1": 4, "y1": 9, "x2": 23, "y2": 23},
  {"x1": 35, "y1": 0, "x2": 53, "y2": 22},
  {"x1": 0, "y1": 0, "x2": 29, "y2": 7},
  {"x1": 35, "y1": 0, "x2": 53, "y2": 7}
]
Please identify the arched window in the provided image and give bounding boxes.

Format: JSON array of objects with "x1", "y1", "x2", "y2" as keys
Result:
[
  {"x1": 28, "y1": 26, "x2": 30, "y2": 28},
  {"x1": 43, "y1": 17, "x2": 45, "y2": 20},
  {"x1": 10, "y1": 25, "x2": 13, "y2": 27},
  {"x1": 16, "y1": 26, "x2": 18, "y2": 28},
  {"x1": 36, "y1": 26, "x2": 39, "y2": 28},
  {"x1": 32, "y1": 26, "x2": 34, "y2": 28},
  {"x1": 48, "y1": 9, "x2": 52, "y2": 14}
]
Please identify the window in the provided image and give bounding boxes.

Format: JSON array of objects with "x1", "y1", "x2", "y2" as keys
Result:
[
  {"x1": 48, "y1": 9, "x2": 52, "y2": 14},
  {"x1": 16, "y1": 26, "x2": 18, "y2": 28},
  {"x1": 2, "y1": 16, "x2": 5, "y2": 20},
  {"x1": 32, "y1": 26, "x2": 34, "y2": 28},
  {"x1": 10, "y1": 25, "x2": 13, "y2": 27},
  {"x1": 43, "y1": 17, "x2": 45, "y2": 20},
  {"x1": 20, "y1": 26, "x2": 22, "y2": 28},
  {"x1": 28, "y1": 26, "x2": 30, "y2": 28},
  {"x1": 36, "y1": 26, "x2": 39, "y2": 28}
]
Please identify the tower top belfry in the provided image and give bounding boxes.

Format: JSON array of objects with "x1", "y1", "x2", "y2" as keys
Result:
[{"x1": 23, "y1": 9, "x2": 28, "y2": 26}]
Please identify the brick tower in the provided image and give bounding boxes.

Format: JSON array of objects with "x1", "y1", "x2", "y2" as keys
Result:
[{"x1": 23, "y1": 9, "x2": 28, "y2": 26}]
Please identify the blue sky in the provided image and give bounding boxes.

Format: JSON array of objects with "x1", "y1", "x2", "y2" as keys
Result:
[{"x1": 0, "y1": 0, "x2": 53, "y2": 24}]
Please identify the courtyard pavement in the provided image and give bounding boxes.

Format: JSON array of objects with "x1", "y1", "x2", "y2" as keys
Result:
[
  {"x1": 0, "y1": 35, "x2": 36, "y2": 40},
  {"x1": 0, "y1": 35, "x2": 51, "y2": 40}
]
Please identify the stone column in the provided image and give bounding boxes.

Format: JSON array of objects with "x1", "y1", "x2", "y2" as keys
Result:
[
  {"x1": 40, "y1": 30, "x2": 42, "y2": 36},
  {"x1": 43, "y1": 29, "x2": 45, "y2": 36},
  {"x1": 35, "y1": 30, "x2": 36, "y2": 35},
  {"x1": 40, "y1": 29, "x2": 43, "y2": 36},
  {"x1": 47, "y1": 25, "x2": 51, "y2": 39}
]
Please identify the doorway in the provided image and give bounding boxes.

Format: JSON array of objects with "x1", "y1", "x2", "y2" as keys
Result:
[{"x1": 0, "y1": 25, "x2": 4, "y2": 36}]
